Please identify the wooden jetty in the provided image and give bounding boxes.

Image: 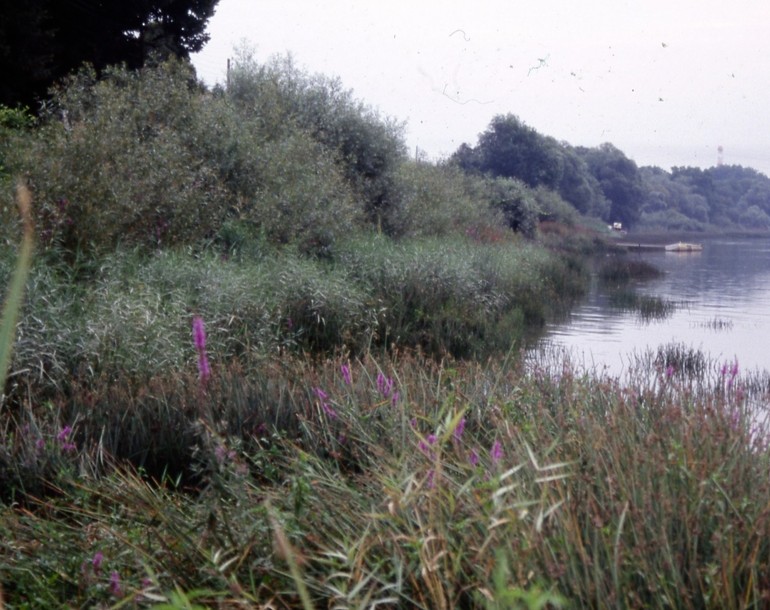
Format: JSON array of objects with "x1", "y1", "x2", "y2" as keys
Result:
[{"x1": 616, "y1": 241, "x2": 703, "y2": 252}]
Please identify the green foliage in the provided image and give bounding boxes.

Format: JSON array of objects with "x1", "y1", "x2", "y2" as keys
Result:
[
  {"x1": 385, "y1": 161, "x2": 503, "y2": 238},
  {"x1": 8, "y1": 61, "x2": 229, "y2": 254},
  {"x1": 577, "y1": 142, "x2": 644, "y2": 227},
  {"x1": 5, "y1": 59, "x2": 368, "y2": 257},
  {"x1": 227, "y1": 51, "x2": 406, "y2": 226},
  {"x1": 479, "y1": 176, "x2": 540, "y2": 237},
  {"x1": 0, "y1": 106, "x2": 34, "y2": 194},
  {"x1": 454, "y1": 113, "x2": 564, "y2": 190},
  {"x1": 638, "y1": 163, "x2": 770, "y2": 232}
]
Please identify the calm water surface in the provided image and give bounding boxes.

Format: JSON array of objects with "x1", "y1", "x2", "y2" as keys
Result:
[{"x1": 537, "y1": 236, "x2": 770, "y2": 376}]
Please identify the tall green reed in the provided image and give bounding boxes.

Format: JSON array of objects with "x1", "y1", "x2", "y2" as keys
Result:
[{"x1": 0, "y1": 183, "x2": 34, "y2": 388}]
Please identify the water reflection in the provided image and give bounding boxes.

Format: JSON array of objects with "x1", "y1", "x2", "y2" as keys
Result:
[{"x1": 539, "y1": 237, "x2": 770, "y2": 376}]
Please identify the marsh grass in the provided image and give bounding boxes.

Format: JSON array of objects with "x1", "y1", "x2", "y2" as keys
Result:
[
  {"x1": 3, "y1": 344, "x2": 770, "y2": 608},
  {"x1": 598, "y1": 257, "x2": 665, "y2": 284},
  {"x1": 699, "y1": 316, "x2": 734, "y2": 331},
  {"x1": 608, "y1": 289, "x2": 677, "y2": 322}
]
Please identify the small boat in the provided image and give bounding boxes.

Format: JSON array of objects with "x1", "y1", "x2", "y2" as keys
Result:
[{"x1": 665, "y1": 242, "x2": 703, "y2": 252}]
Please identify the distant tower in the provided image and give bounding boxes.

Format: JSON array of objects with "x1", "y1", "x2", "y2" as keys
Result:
[{"x1": 717, "y1": 145, "x2": 724, "y2": 166}]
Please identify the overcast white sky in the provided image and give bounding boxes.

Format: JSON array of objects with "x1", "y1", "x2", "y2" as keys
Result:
[{"x1": 192, "y1": 0, "x2": 770, "y2": 175}]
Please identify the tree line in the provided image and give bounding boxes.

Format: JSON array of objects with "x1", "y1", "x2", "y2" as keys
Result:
[
  {"x1": 451, "y1": 113, "x2": 770, "y2": 232},
  {"x1": 3, "y1": 0, "x2": 769, "y2": 235}
]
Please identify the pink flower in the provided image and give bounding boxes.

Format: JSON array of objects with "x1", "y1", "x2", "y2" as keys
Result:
[
  {"x1": 418, "y1": 433, "x2": 437, "y2": 457},
  {"x1": 453, "y1": 417, "x2": 466, "y2": 441},
  {"x1": 314, "y1": 387, "x2": 337, "y2": 418},
  {"x1": 376, "y1": 372, "x2": 393, "y2": 398},
  {"x1": 341, "y1": 363, "x2": 352, "y2": 385},
  {"x1": 491, "y1": 440, "x2": 503, "y2": 463},
  {"x1": 56, "y1": 425, "x2": 72, "y2": 443},
  {"x1": 469, "y1": 448, "x2": 479, "y2": 467},
  {"x1": 109, "y1": 571, "x2": 122, "y2": 597},
  {"x1": 198, "y1": 352, "x2": 211, "y2": 380},
  {"x1": 192, "y1": 316, "x2": 211, "y2": 381},
  {"x1": 192, "y1": 316, "x2": 207, "y2": 352}
]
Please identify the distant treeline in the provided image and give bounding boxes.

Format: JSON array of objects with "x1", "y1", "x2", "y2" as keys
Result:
[{"x1": 451, "y1": 113, "x2": 770, "y2": 232}]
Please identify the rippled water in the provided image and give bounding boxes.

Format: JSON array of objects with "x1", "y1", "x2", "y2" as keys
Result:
[{"x1": 538, "y1": 236, "x2": 770, "y2": 376}]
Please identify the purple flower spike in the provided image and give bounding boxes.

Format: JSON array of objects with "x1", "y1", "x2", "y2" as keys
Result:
[
  {"x1": 92, "y1": 551, "x2": 104, "y2": 572},
  {"x1": 469, "y1": 448, "x2": 479, "y2": 467},
  {"x1": 192, "y1": 316, "x2": 207, "y2": 351},
  {"x1": 453, "y1": 417, "x2": 466, "y2": 441},
  {"x1": 198, "y1": 352, "x2": 211, "y2": 380},
  {"x1": 57, "y1": 425, "x2": 73, "y2": 443},
  {"x1": 491, "y1": 440, "x2": 503, "y2": 463},
  {"x1": 109, "y1": 571, "x2": 122, "y2": 597},
  {"x1": 192, "y1": 316, "x2": 211, "y2": 382},
  {"x1": 341, "y1": 363, "x2": 352, "y2": 385}
]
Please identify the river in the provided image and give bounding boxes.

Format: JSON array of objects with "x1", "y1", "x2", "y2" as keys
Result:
[{"x1": 536, "y1": 236, "x2": 770, "y2": 378}]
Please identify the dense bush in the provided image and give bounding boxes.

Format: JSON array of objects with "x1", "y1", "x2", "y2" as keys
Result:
[
  {"x1": 1, "y1": 60, "x2": 374, "y2": 257},
  {"x1": 227, "y1": 51, "x2": 407, "y2": 227},
  {"x1": 384, "y1": 161, "x2": 503, "y2": 238},
  {"x1": 4, "y1": 62, "x2": 230, "y2": 254}
]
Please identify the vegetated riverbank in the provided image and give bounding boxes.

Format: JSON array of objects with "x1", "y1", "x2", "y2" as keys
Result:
[
  {"x1": 2, "y1": 58, "x2": 770, "y2": 607},
  {"x1": 3, "y1": 226, "x2": 770, "y2": 608}
]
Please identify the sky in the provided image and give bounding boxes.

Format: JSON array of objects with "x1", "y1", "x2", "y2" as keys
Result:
[{"x1": 192, "y1": 0, "x2": 770, "y2": 175}]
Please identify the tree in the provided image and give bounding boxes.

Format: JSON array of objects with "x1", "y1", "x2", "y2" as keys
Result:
[
  {"x1": 0, "y1": 0, "x2": 219, "y2": 109},
  {"x1": 454, "y1": 114, "x2": 564, "y2": 189},
  {"x1": 578, "y1": 143, "x2": 643, "y2": 227}
]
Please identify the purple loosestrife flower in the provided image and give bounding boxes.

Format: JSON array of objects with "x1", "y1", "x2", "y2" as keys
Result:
[
  {"x1": 109, "y1": 571, "x2": 122, "y2": 597},
  {"x1": 491, "y1": 440, "x2": 503, "y2": 464},
  {"x1": 418, "y1": 433, "x2": 437, "y2": 458},
  {"x1": 192, "y1": 316, "x2": 211, "y2": 382},
  {"x1": 57, "y1": 425, "x2": 77, "y2": 452},
  {"x1": 314, "y1": 387, "x2": 338, "y2": 418},
  {"x1": 192, "y1": 316, "x2": 206, "y2": 352},
  {"x1": 376, "y1": 372, "x2": 394, "y2": 398},
  {"x1": 453, "y1": 417, "x2": 466, "y2": 441},
  {"x1": 92, "y1": 551, "x2": 104, "y2": 573},
  {"x1": 391, "y1": 391, "x2": 400, "y2": 407},
  {"x1": 469, "y1": 448, "x2": 479, "y2": 467},
  {"x1": 665, "y1": 365, "x2": 675, "y2": 378},
  {"x1": 56, "y1": 425, "x2": 72, "y2": 443},
  {"x1": 341, "y1": 363, "x2": 352, "y2": 385}
]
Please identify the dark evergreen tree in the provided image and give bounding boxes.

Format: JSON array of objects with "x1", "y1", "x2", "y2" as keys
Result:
[{"x1": 0, "y1": 0, "x2": 219, "y2": 109}]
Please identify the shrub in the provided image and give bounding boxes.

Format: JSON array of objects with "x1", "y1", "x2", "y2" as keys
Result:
[
  {"x1": 384, "y1": 161, "x2": 504, "y2": 238},
  {"x1": 5, "y1": 61, "x2": 230, "y2": 255},
  {"x1": 227, "y1": 51, "x2": 407, "y2": 226}
]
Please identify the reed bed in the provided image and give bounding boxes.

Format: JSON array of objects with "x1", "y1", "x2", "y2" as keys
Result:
[{"x1": 2, "y1": 344, "x2": 770, "y2": 608}]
